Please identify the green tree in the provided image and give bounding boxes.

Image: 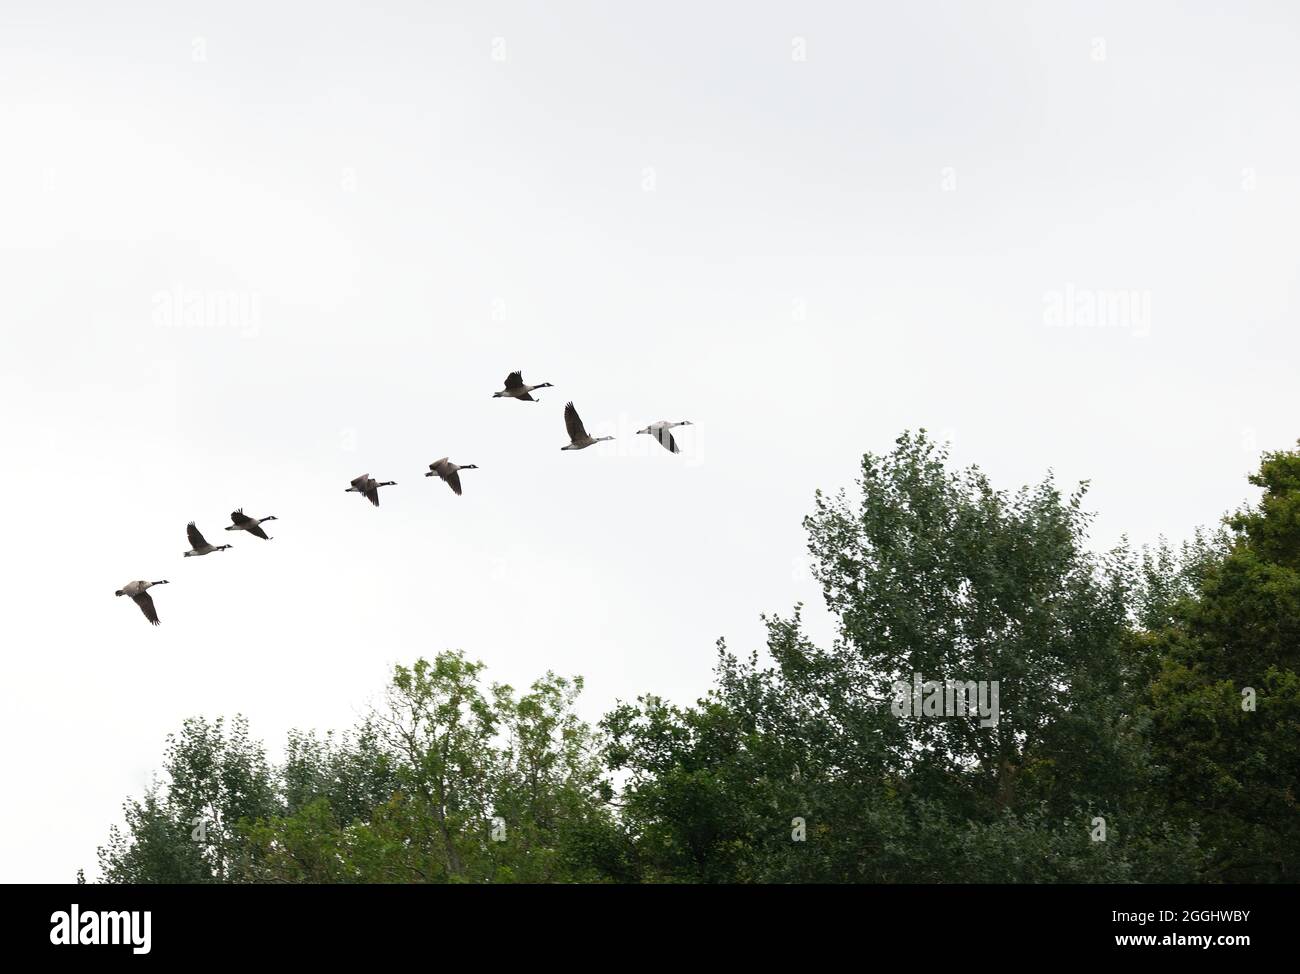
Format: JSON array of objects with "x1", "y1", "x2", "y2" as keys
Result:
[
  {"x1": 606, "y1": 432, "x2": 1205, "y2": 881},
  {"x1": 98, "y1": 651, "x2": 624, "y2": 883},
  {"x1": 1148, "y1": 443, "x2": 1300, "y2": 881},
  {"x1": 97, "y1": 715, "x2": 276, "y2": 883}
]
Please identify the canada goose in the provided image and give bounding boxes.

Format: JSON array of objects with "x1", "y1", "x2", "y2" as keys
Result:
[
  {"x1": 425, "y1": 458, "x2": 478, "y2": 496},
  {"x1": 115, "y1": 579, "x2": 169, "y2": 626},
  {"x1": 346, "y1": 473, "x2": 396, "y2": 507},
  {"x1": 493, "y1": 370, "x2": 553, "y2": 402},
  {"x1": 226, "y1": 509, "x2": 277, "y2": 540},
  {"x1": 562, "y1": 401, "x2": 615, "y2": 451},
  {"x1": 184, "y1": 522, "x2": 232, "y2": 557},
  {"x1": 637, "y1": 420, "x2": 693, "y2": 454}
]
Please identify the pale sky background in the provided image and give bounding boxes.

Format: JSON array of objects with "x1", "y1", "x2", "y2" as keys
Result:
[{"x1": 1, "y1": 1, "x2": 1297, "y2": 882}]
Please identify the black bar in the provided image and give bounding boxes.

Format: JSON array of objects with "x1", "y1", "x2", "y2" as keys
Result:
[{"x1": 3, "y1": 883, "x2": 1287, "y2": 961}]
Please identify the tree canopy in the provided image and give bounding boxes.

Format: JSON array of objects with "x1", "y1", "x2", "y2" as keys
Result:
[{"x1": 94, "y1": 432, "x2": 1300, "y2": 883}]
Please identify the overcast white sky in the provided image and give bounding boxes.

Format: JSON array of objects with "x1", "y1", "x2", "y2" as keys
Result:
[{"x1": 2, "y1": 1, "x2": 1297, "y2": 882}]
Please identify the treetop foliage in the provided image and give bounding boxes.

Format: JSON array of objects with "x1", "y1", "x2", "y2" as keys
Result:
[{"x1": 95, "y1": 433, "x2": 1300, "y2": 883}]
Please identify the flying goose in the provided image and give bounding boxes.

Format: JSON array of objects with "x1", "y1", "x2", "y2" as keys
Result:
[
  {"x1": 226, "y1": 509, "x2": 277, "y2": 540},
  {"x1": 493, "y1": 370, "x2": 553, "y2": 402},
  {"x1": 562, "y1": 401, "x2": 615, "y2": 451},
  {"x1": 346, "y1": 473, "x2": 396, "y2": 507},
  {"x1": 184, "y1": 522, "x2": 232, "y2": 557},
  {"x1": 116, "y1": 579, "x2": 169, "y2": 626},
  {"x1": 425, "y1": 458, "x2": 478, "y2": 496},
  {"x1": 637, "y1": 420, "x2": 694, "y2": 454}
]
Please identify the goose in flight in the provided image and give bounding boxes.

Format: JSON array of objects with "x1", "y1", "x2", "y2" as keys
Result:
[
  {"x1": 226, "y1": 509, "x2": 277, "y2": 540},
  {"x1": 184, "y1": 522, "x2": 232, "y2": 557},
  {"x1": 115, "y1": 579, "x2": 169, "y2": 626},
  {"x1": 637, "y1": 420, "x2": 693, "y2": 454},
  {"x1": 493, "y1": 370, "x2": 553, "y2": 402},
  {"x1": 562, "y1": 401, "x2": 615, "y2": 451},
  {"x1": 425, "y1": 458, "x2": 478, "y2": 496},
  {"x1": 346, "y1": 473, "x2": 396, "y2": 507}
]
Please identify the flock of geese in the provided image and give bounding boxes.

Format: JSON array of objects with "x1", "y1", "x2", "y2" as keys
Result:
[{"x1": 115, "y1": 370, "x2": 694, "y2": 627}]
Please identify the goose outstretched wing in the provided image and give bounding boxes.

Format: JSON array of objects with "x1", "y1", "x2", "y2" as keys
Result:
[
  {"x1": 564, "y1": 402, "x2": 588, "y2": 443},
  {"x1": 133, "y1": 590, "x2": 160, "y2": 626}
]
